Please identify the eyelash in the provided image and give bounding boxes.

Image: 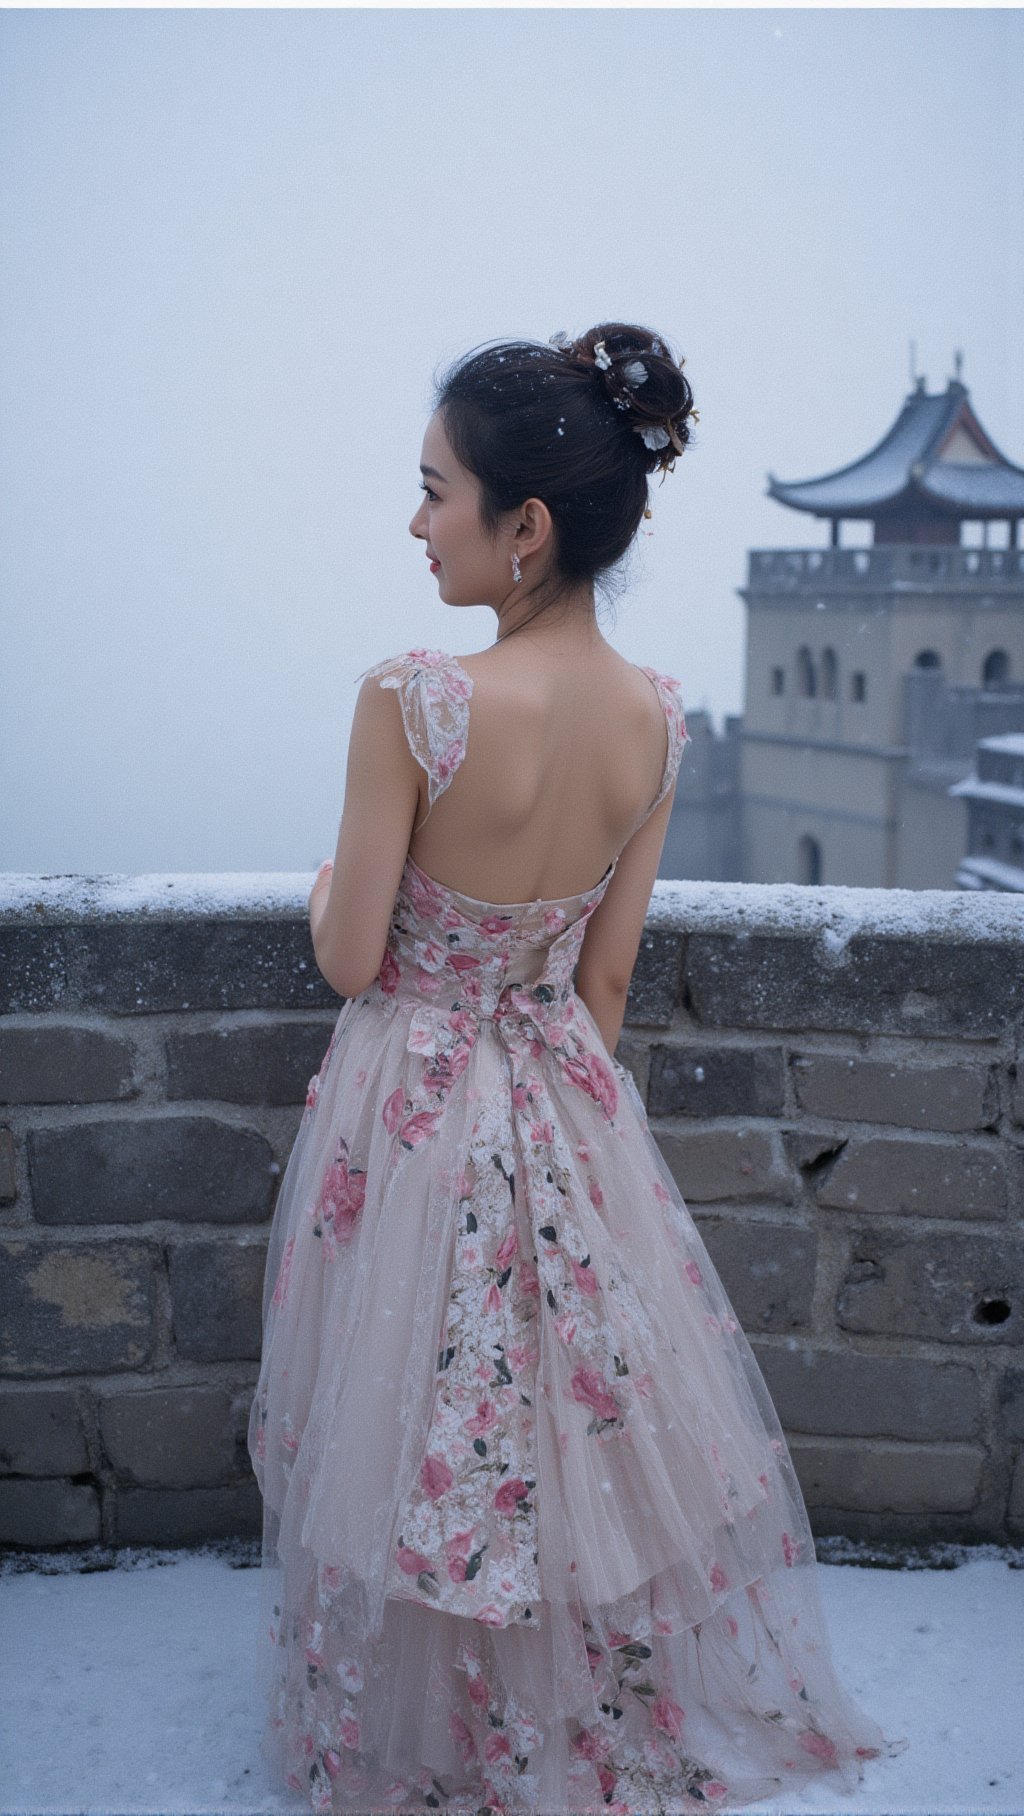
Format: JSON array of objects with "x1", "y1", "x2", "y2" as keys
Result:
[{"x1": 419, "y1": 481, "x2": 439, "y2": 502}]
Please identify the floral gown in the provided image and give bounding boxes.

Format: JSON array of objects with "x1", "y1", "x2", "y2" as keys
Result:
[{"x1": 247, "y1": 648, "x2": 901, "y2": 1815}]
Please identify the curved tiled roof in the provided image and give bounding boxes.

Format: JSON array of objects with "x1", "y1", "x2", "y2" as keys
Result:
[{"x1": 768, "y1": 379, "x2": 1024, "y2": 519}]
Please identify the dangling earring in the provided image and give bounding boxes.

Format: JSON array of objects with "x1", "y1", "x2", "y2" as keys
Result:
[{"x1": 511, "y1": 551, "x2": 522, "y2": 584}]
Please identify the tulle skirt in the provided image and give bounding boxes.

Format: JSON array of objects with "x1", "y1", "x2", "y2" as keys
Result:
[{"x1": 247, "y1": 987, "x2": 903, "y2": 1813}]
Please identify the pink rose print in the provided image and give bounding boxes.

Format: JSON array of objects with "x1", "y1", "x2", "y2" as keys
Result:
[
  {"x1": 570, "y1": 1254, "x2": 598, "y2": 1297},
  {"x1": 484, "y1": 1732, "x2": 512, "y2": 1763},
  {"x1": 315, "y1": 1148, "x2": 366, "y2": 1242},
  {"x1": 588, "y1": 1176, "x2": 604, "y2": 1209},
  {"x1": 554, "y1": 1311, "x2": 579, "y2": 1346},
  {"x1": 493, "y1": 1476, "x2": 529, "y2": 1514},
  {"x1": 530, "y1": 1119, "x2": 555, "y2": 1143},
  {"x1": 651, "y1": 1695, "x2": 686, "y2": 1740},
  {"x1": 467, "y1": 1674, "x2": 489, "y2": 1709},
  {"x1": 725, "y1": 1615, "x2": 739, "y2": 1639},
  {"x1": 395, "y1": 1544, "x2": 432, "y2": 1575},
  {"x1": 340, "y1": 1715, "x2": 361, "y2": 1750},
  {"x1": 571, "y1": 1726, "x2": 613, "y2": 1763},
  {"x1": 495, "y1": 1225, "x2": 518, "y2": 1269},
  {"x1": 449, "y1": 1713, "x2": 477, "y2": 1765},
  {"x1": 322, "y1": 1749, "x2": 342, "y2": 1780},
  {"x1": 382, "y1": 1087, "x2": 405, "y2": 1133},
  {"x1": 483, "y1": 1282, "x2": 501, "y2": 1315},
  {"x1": 473, "y1": 1603, "x2": 506, "y2": 1626},
  {"x1": 465, "y1": 1398, "x2": 500, "y2": 1436},
  {"x1": 710, "y1": 1562, "x2": 729, "y2": 1593},
  {"x1": 782, "y1": 1530, "x2": 800, "y2": 1567},
  {"x1": 398, "y1": 1108, "x2": 443, "y2": 1147},
  {"x1": 653, "y1": 1178, "x2": 671, "y2": 1204},
  {"x1": 519, "y1": 1261, "x2": 540, "y2": 1297},
  {"x1": 570, "y1": 1366, "x2": 621, "y2": 1423},
  {"x1": 420, "y1": 1453, "x2": 453, "y2": 1499},
  {"x1": 798, "y1": 1729, "x2": 839, "y2": 1767},
  {"x1": 685, "y1": 1260, "x2": 703, "y2": 1286},
  {"x1": 703, "y1": 1781, "x2": 729, "y2": 1800}
]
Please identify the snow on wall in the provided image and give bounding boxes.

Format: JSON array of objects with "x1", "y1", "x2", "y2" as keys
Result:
[{"x1": 1, "y1": 870, "x2": 1022, "y2": 943}]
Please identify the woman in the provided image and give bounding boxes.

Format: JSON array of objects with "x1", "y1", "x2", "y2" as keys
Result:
[{"x1": 247, "y1": 322, "x2": 901, "y2": 1814}]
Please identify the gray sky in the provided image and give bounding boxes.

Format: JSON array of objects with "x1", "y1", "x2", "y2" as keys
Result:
[{"x1": 2, "y1": 6, "x2": 1021, "y2": 873}]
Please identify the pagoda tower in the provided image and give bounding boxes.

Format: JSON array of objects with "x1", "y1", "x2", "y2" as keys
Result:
[{"x1": 735, "y1": 369, "x2": 1024, "y2": 888}]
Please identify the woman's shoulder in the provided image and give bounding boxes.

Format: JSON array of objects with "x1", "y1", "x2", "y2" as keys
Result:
[{"x1": 354, "y1": 646, "x2": 472, "y2": 689}]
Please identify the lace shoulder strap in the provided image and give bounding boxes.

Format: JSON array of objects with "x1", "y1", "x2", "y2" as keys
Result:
[
  {"x1": 354, "y1": 647, "x2": 473, "y2": 826},
  {"x1": 637, "y1": 665, "x2": 691, "y2": 813}
]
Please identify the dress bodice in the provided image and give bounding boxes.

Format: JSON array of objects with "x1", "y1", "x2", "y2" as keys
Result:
[{"x1": 353, "y1": 646, "x2": 689, "y2": 1025}]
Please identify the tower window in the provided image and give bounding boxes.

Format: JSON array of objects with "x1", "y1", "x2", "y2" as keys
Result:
[
  {"x1": 821, "y1": 647, "x2": 838, "y2": 700},
  {"x1": 913, "y1": 649, "x2": 942, "y2": 670},
  {"x1": 770, "y1": 666, "x2": 785, "y2": 696},
  {"x1": 796, "y1": 646, "x2": 816, "y2": 698},
  {"x1": 982, "y1": 648, "x2": 1010, "y2": 685},
  {"x1": 850, "y1": 670, "x2": 867, "y2": 703}
]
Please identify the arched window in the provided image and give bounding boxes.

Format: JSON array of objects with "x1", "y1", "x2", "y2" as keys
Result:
[
  {"x1": 770, "y1": 665, "x2": 785, "y2": 696},
  {"x1": 913, "y1": 649, "x2": 942, "y2": 669},
  {"x1": 850, "y1": 670, "x2": 867, "y2": 703},
  {"x1": 982, "y1": 648, "x2": 1010, "y2": 685},
  {"x1": 796, "y1": 646, "x2": 816, "y2": 698},
  {"x1": 797, "y1": 834, "x2": 822, "y2": 885},
  {"x1": 821, "y1": 647, "x2": 838, "y2": 699}
]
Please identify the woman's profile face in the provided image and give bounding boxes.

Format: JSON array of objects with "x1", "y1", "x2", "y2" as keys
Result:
[{"x1": 409, "y1": 411, "x2": 511, "y2": 610}]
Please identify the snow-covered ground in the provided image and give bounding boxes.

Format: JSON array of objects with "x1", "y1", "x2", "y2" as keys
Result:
[{"x1": 1, "y1": 1542, "x2": 1021, "y2": 1816}]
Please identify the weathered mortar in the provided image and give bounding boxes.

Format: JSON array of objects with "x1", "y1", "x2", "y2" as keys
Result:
[{"x1": 0, "y1": 872, "x2": 1021, "y2": 1550}]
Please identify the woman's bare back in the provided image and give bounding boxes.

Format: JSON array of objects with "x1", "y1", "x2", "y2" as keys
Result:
[{"x1": 406, "y1": 640, "x2": 670, "y2": 905}]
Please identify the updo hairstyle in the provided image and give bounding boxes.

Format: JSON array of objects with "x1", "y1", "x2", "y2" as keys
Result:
[{"x1": 432, "y1": 322, "x2": 697, "y2": 603}]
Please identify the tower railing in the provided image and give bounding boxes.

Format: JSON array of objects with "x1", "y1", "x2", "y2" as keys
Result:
[{"x1": 747, "y1": 546, "x2": 1024, "y2": 590}]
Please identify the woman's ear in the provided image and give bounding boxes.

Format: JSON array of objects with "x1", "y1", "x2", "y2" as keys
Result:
[{"x1": 514, "y1": 496, "x2": 554, "y2": 562}]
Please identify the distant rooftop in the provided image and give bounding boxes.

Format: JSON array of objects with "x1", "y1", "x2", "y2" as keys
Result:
[{"x1": 767, "y1": 376, "x2": 1024, "y2": 525}]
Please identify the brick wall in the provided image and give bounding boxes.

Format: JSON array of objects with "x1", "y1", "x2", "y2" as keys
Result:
[{"x1": 1, "y1": 873, "x2": 1021, "y2": 1550}]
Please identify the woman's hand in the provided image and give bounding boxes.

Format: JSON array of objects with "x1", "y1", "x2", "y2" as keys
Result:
[{"x1": 308, "y1": 860, "x2": 334, "y2": 939}]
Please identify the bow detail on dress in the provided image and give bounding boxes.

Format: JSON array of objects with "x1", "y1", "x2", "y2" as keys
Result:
[
  {"x1": 386, "y1": 982, "x2": 620, "y2": 1164},
  {"x1": 405, "y1": 981, "x2": 575, "y2": 1076}
]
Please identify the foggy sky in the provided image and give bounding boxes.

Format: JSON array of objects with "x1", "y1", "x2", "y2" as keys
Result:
[{"x1": 2, "y1": 6, "x2": 1021, "y2": 872}]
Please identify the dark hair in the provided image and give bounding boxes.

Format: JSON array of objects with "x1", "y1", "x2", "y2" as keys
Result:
[{"x1": 431, "y1": 321, "x2": 696, "y2": 613}]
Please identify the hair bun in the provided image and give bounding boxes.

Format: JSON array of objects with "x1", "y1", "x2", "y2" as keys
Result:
[{"x1": 552, "y1": 321, "x2": 698, "y2": 475}]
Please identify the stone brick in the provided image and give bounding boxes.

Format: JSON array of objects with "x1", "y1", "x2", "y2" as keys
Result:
[
  {"x1": 0, "y1": 926, "x2": 67, "y2": 1014},
  {"x1": 686, "y1": 930, "x2": 1023, "y2": 1039},
  {"x1": 692, "y1": 1217, "x2": 816, "y2": 1331},
  {"x1": 997, "y1": 1369, "x2": 1024, "y2": 1442},
  {"x1": 168, "y1": 1239, "x2": 266, "y2": 1362},
  {"x1": 0, "y1": 1476, "x2": 101, "y2": 1545},
  {"x1": 165, "y1": 1018, "x2": 336, "y2": 1105},
  {"x1": 65, "y1": 918, "x2": 340, "y2": 1014},
  {"x1": 749, "y1": 1343, "x2": 981, "y2": 1440},
  {"x1": 99, "y1": 1385, "x2": 239, "y2": 1487},
  {"x1": 657, "y1": 1127, "x2": 794, "y2": 1203},
  {"x1": 1013, "y1": 1057, "x2": 1024, "y2": 1128},
  {"x1": 0, "y1": 1127, "x2": 15, "y2": 1204},
  {"x1": 0, "y1": 1387, "x2": 89, "y2": 1474},
  {"x1": 790, "y1": 1053, "x2": 996, "y2": 1132},
  {"x1": 113, "y1": 1481, "x2": 262, "y2": 1544},
  {"x1": 789, "y1": 1438, "x2": 983, "y2": 1514},
  {"x1": 649, "y1": 1043, "x2": 784, "y2": 1118},
  {"x1": 814, "y1": 1135, "x2": 1007, "y2": 1220},
  {"x1": 837, "y1": 1230, "x2": 1024, "y2": 1346},
  {"x1": 28, "y1": 1116, "x2": 275, "y2": 1225},
  {"x1": 0, "y1": 1239, "x2": 156, "y2": 1375},
  {"x1": 0, "y1": 1025, "x2": 135, "y2": 1105},
  {"x1": 621, "y1": 928, "x2": 683, "y2": 1028}
]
